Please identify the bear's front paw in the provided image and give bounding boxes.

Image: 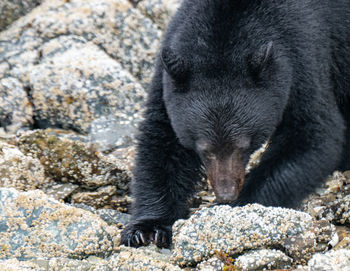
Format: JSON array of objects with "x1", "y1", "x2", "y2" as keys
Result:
[{"x1": 121, "y1": 223, "x2": 171, "y2": 248}]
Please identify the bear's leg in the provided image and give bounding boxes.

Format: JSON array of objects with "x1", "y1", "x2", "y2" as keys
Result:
[
  {"x1": 121, "y1": 66, "x2": 202, "y2": 248},
  {"x1": 339, "y1": 106, "x2": 350, "y2": 171},
  {"x1": 236, "y1": 98, "x2": 345, "y2": 208}
]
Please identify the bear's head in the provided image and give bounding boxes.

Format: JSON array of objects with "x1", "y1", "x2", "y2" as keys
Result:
[{"x1": 161, "y1": 41, "x2": 292, "y2": 203}]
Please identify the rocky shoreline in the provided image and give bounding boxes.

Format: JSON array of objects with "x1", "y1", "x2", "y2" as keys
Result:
[{"x1": 0, "y1": 0, "x2": 349, "y2": 270}]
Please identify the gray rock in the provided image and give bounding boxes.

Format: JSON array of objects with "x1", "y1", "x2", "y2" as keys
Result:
[
  {"x1": 0, "y1": 257, "x2": 112, "y2": 271},
  {"x1": 0, "y1": 142, "x2": 51, "y2": 191},
  {"x1": 0, "y1": 0, "x2": 42, "y2": 31},
  {"x1": 0, "y1": 188, "x2": 120, "y2": 260},
  {"x1": 234, "y1": 249, "x2": 293, "y2": 271},
  {"x1": 196, "y1": 257, "x2": 224, "y2": 271},
  {"x1": 71, "y1": 186, "x2": 117, "y2": 209},
  {"x1": 301, "y1": 171, "x2": 350, "y2": 225},
  {"x1": 0, "y1": 258, "x2": 45, "y2": 271},
  {"x1": 0, "y1": 77, "x2": 33, "y2": 133},
  {"x1": 16, "y1": 129, "x2": 131, "y2": 192},
  {"x1": 0, "y1": 0, "x2": 162, "y2": 87},
  {"x1": 137, "y1": 0, "x2": 182, "y2": 30},
  {"x1": 306, "y1": 249, "x2": 350, "y2": 271},
  {"x1": 171, "y1": 204, "x2": 335, "y2": 267},
  {"x1": 71, "y1": 203, "x2": 131, "y2": 226},
  {"x1": 109, "y1": 245, "x2": 181, "y2": 271},
  {"x1": 29, "y1": 35, "x2": 146, "y2": 135},
  {"x1": 44, "y1": 183, "x2": 80, "y2": 201}
]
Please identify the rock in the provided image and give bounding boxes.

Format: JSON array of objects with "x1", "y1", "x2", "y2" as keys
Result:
[
  {"x1": 44, "y1": 182, "x2": 80, "y2": 201},
  {"x1": 0, "y1": 0, "x2": 42, "y2": 31},
  {"x1": 0, "y1": 258, "x2": 45, "y2": 271},
  {"x1": 0, "y1": 188, "x2": 120, "y2": 260},
  {"x1": 234, "y1": 249, "x2": 293, "y2": 271},
  {"x1": 71, "y1": 203, "x2": 131, "y2": 227},
  {"x1": 0, "y1": 77, "x2": 33, "y2": 133},
  {"x1": 0, "y1": 257, "x2": 112, "y2": 271},
  {"x1": 137, "y1": 0, "x2": 182, "y2": 30},
  {"x1": 306, "y1": 249, "x2": 350, "y2": 271},
  {"x1": 29, "y1": 35, "x2": 145, "y2": 135},
  {"x1": 171, "y1": 204, "x2": 335, "y2": 267},
  {"x1": 71, "y1": 186, "x2": 117, "y2": 208},
  {"x1": 0, "y1": 0, "x2": 162, "y2": 87},
  {"x1": 16, "y1": 129, "x2": 131, "y2": 191},
  {"x1": 196, "y1": 257, "x2": 224, "y2": 271},
  {"x1": 109, "y1": 245, "x2": 181, "y2": 271},
  {"x1": 301, "y1": 171, "x2": 350, "y2": 225},
  {"x1": 0, "y1": 142, "x2": 50, "y2": 191}
]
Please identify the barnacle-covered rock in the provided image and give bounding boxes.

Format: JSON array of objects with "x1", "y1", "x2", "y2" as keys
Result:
[
  {"x1": 0, "y1": 188, "x2": 120, "y2": 260},
  {"x1": 172, "y1": 204, "x2": 335, "y2": 266}
]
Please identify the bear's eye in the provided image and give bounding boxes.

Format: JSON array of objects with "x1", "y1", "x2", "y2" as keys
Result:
[
  {"x1": 236, "y1": 136, "x2": 251, "y2": 149},
  {"x1": 196, "y1": 140, "x2": 211, "y2": 152}
]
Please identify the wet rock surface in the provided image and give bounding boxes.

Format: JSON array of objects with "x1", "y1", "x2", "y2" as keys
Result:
[{"x1": 0, "y1": 0, "x2": 349, "y2": 270}]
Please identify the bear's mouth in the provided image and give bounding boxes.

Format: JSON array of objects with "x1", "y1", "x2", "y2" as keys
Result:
[{"x1": 206, "y1": 151, "x2": 245, "y2": 203}]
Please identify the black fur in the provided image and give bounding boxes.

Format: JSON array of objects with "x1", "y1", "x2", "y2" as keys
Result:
[{"x1": 122, "y1": 0, "x2": 350, "y2": 247}]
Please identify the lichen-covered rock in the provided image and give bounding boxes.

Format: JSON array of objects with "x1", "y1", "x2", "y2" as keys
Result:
[
  {"x1": 0, "y1": 0, "x2": 162, "y2": 87},
  {"x1": 109, "y1": 245, "x2": 181, "y2": 271},
  {"x1": 137, "y1": 0, "x2": 181, "y2": 30},
  {"x1": 0, "y1": 77, "x2": 33, "y2": 133},
  {"x1": 234, "y1": 249, "x2": 293, "y2": 271},
  {"x1": 0, "y1": 142, "x2": 50, "y2": 191},
  {"x1": 0, "y1": 188, "x2": 120, "y2": 260},
  {"x1": 0, "y1": 0, "x2": 42, "y2": 31},
  {"x1": 172, "y1": 204, "x2": 335, "y2": 267},
  {"x1": 29, "y1": 35, "x2": 145, "y2": 134},
  {"x1": 16, "y1": 129, "x2": 130, "y2": 191},
  {"x1": 306, "y1": 249, "x2": 350, "y2": 271}
]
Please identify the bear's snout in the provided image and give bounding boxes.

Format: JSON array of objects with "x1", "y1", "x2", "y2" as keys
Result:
[{"x1": 206, "y1": 152, "x2": 245, "y2": 203}]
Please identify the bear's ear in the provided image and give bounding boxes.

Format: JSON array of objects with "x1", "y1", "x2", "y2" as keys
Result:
[
  {"x1": 249, "y1": 41, "x2": 274, "y2": 79},
  {"x1": 161, "y1": 47, "x2": 188, "y2": 82}
]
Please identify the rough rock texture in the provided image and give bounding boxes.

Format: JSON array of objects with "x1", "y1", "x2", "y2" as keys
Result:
[
  {"x1": 30, "y1": 35, "x2": 145, "y2": 135},
  {"x1": 0, "y1": 0, "x2": 42, "y2": 31},
  {"x1": 71, "y1": 186, "x2": 117, "y2": 209},
  {"x1": 16, "y1": 129, "x2": 130, "y2": 190},
  {"x1": 301, "y1": 171, "x2": 350, "y2": 225},
  {"x1": 234, "y1": 249, "x2": 293, "y2": 271},
  {"x1": 137, "y1": 0, "x2": 181, "y2": 30},
  {"x1": 0, "y1": 0, "x2": 161, "y2": 87},
  {"x1": 0, "y1": 188, "x2": 120, "y2": 260},
  {"x1": 172, "y1": 204, "x2": 335, "y2": 267},
  {"x1": 0, "y1": 142, "x2": 50, "y2": 191},
  {"x1": 0, "y1": 77, "x2": 33, "y2": 133},
  {"x1": 307, "y1": 249, "x2": 350, "y2": 271},
  {"x1": 109, "y1": 245, "x2": 181, "y2": 271},
  {"x1": 195, "y1": 257, "x2": 224, "y2": 271},
  {"x1": 0, "y1": 257, "x2": 112, "y2": 271}
]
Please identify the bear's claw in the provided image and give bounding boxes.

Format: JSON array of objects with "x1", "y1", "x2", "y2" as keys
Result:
[{"x1": 121, "y1": 223, "x2": 171, "y2": 248}]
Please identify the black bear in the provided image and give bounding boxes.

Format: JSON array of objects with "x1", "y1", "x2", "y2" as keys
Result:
[{"x1": 122, "y1": 0, "x2": 350, "y2": 248}]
